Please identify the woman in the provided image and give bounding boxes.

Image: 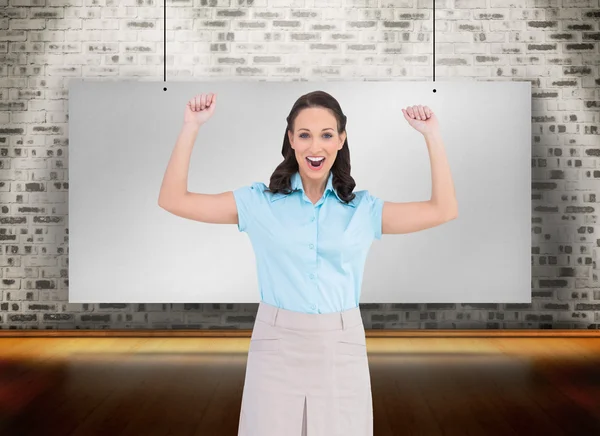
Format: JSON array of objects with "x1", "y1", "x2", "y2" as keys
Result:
[{"x1": 158, "y1": 90, "x2": 458, "y2": 436}]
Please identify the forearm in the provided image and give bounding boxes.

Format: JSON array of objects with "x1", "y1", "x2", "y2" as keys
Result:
[
  {"x1": 158, "y1": 122, "x2": 200, "y2": 205},
  {"x1": 424, "y1": 132, "x2": 458, "y2": 218}
]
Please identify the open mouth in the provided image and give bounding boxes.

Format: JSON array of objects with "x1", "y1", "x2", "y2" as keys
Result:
[{"x1": 306, "y1": 156, "x2": 325, "y2": 170}]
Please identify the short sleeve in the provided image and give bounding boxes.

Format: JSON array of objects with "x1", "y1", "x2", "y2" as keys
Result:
[
  {"x1": 232, "y1": 182, "x2": 263, "y2": 233},
  {"x1": 365, "y1": 191, "x2": 384, "y2": 240}
]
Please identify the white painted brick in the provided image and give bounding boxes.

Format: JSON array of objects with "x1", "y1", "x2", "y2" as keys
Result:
[
  {"x1": 455, "y1": 0, "x2": 487, "y2": 8},
  {"x1": 562, "y1": 0, "x2": 596, "y2": 7},
  {"x1": 436, "y1": 10, "x2": 473, "y2": 20},
  {"x1": 435, "y1": 32, "x2": 474, "y2": 43},
  {"x1": 10, "y1": 19, "x2": 46, "y2": 30},
  {"x1": 509, "y1": 9, "x2": 546, "y2": 20},
  {"x1": 101, "y1": 7, "x2": 139, "y2": 19},
  {"x1": 5, "y1": 290, "x2": 39, "y2": 300},
  {"x1": 489, "y1": 20, "x2": 527, "y2": 31},
  {"x1": 548, "y1": 8, "x2": 582, "y2": 20},
  {"x1": 510, "y1": 31, "x2": 547, "y2": 43},
  {"x1": 49, "y1": 0, "x2": 83, "y2": 6},
  {"x1": 454, "y1": 42, "x2": 488, "y2": 53},
  {"x1": 47, "y1": 19, "x2": 83, "y2": 30}
]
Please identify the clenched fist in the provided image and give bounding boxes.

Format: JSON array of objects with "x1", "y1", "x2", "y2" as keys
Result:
[
  {"x1": 184, "y1": 93, "x2": 217, "y2": 127},
  {"x1": 402, "y1": 105, "x2": 439, "y2": 136}
]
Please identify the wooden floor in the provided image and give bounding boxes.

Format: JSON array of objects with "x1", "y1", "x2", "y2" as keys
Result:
[{"x1": 1, "y1": 334, "x2": 599, "y2": 435}]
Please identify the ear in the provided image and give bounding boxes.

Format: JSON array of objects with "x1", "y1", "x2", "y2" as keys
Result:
[
  {"x1": 339, "y1": 131, "x2": 346, "y2": 149},
  {"x1": 287, "y1": 130, "x2": 294, "y2": 149}
]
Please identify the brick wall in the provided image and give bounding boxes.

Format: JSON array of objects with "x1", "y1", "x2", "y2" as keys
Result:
[{"x1": 1, "y1": 0, "x2": 599, "y2": 329}]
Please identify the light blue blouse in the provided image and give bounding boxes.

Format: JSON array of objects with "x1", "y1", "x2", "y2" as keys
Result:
[{"x1": 233, "y1": 171, "x2": 384, "y2": 314}]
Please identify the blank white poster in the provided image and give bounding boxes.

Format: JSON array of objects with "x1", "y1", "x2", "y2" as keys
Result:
[{"x1": 68, "y1": 80, "x2": 531, "y2": 304}]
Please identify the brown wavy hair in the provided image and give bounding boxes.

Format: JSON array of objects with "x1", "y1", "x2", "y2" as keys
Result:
[{"x1": 264, "y1": 90, "x2": 356, "y2": 204}]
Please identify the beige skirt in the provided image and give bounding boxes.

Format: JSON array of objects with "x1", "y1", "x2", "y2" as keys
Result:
[{"x1": 237, "y1": 301, "x2": 373, "y2": 436}]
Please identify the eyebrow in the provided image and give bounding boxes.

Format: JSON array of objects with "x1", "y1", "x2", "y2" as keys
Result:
[{"x1": 298, "y1": 128, "x2": 334, "y2": 131}]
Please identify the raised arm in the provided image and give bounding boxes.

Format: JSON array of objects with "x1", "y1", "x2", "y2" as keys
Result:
[{"x1": 158, "y1": 93, "x2": 239, "y2": 225}]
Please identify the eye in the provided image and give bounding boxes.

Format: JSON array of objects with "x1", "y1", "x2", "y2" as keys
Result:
[{"x1": 299, "y1": 133, "x2": 333, "y2": 139}]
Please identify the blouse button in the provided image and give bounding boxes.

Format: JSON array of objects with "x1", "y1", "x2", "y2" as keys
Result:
[
  {"x1": 309, "y1": 243, "x2": 314, "y2": 249},
  {"x1": 309, "y1": 273, "x2": 314, "y2": 279},
  {"x1": 310, "y1": 217, "x2": 315, "y2": 222}
]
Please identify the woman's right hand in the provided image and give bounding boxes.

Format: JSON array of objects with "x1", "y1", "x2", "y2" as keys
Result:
[{"x1": 184, "y1": 93, "x2": 216, "y2": 127}]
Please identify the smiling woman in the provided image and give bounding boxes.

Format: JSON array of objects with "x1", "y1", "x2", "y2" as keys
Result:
[
  {"x1": 226, "y1": 90, "x2": 385, "y2": 435},
  {"x1": 158, "y1": 89, "x2": 457, "y2": 436},
  {"x1": 264, "y1": 91, "x2": 354, "y2": 205}
]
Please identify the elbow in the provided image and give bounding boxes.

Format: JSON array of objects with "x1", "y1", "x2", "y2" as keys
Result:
[
  {"x1": 431, "y1": 199, "x2": 458, "y2": 221},
  {"x1": 158, "y1": 197, "x2": 172, "y2": 209},
  {"x1": 443, "y1": 205, "x2": 459, "y2": 221},
  {"x1": 447, "y1": 208, "x2": 459, "y2": 221},
  {"x1": 158, "y1": 191, "x2": 188, "y2": 209}
]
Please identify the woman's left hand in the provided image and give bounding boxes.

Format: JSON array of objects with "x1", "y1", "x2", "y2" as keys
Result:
[{"x1": 402, "y1": 105, "x2": 439, "y2": 136}]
